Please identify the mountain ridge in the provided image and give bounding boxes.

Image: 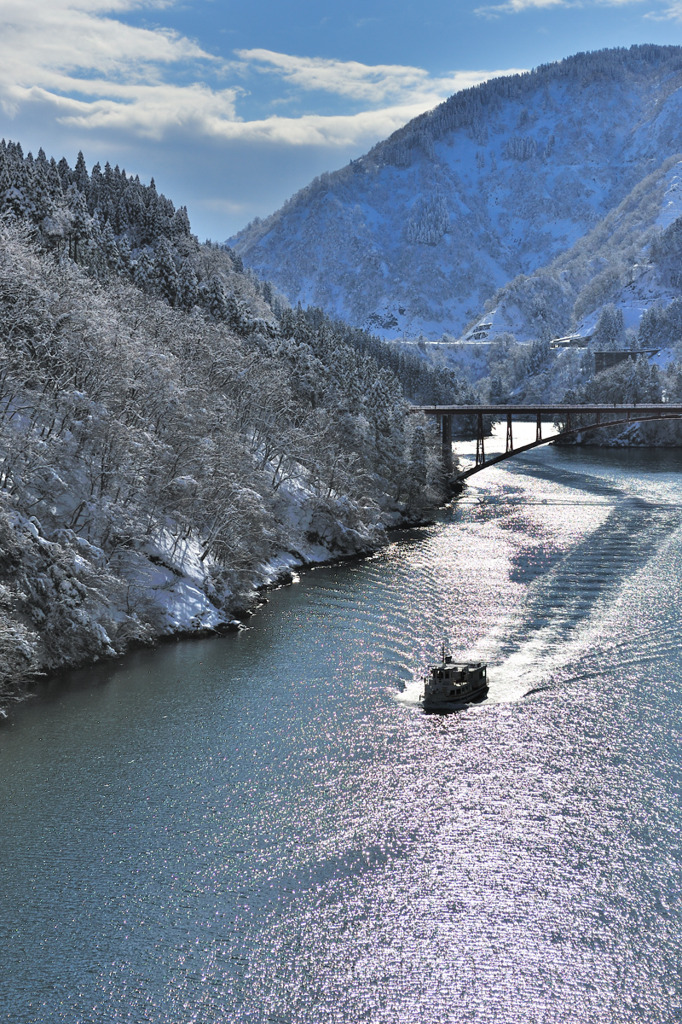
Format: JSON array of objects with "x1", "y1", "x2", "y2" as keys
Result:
[{"x1": 230, "y1": 45, "x2": 682, "y2": 340}]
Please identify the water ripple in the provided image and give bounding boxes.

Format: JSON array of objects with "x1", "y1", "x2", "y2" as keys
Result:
[{"x1": 1, "y1": 444, "x2": 682, "y2": 1022}]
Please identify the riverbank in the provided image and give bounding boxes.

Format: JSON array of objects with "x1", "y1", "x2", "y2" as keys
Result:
[
  {"x1": 0, "y1": 220, "x2": 454, "y2": 719},
  {"x1": 0, "y1": 487, "x2": 451, "y2": 720}
]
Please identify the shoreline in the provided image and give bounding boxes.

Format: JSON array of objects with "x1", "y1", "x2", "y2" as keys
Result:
[{"x1": 0, "y1": 501, "x2": 449, "y2": 723}]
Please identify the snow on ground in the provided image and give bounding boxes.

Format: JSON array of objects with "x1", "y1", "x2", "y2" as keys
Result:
[
  {"x1": 128, "y1": 532, "x2": 232, "y2": 634},
  {"x1": 650, "y1": 347, "x2": 676, "y2": 369},
  {"x1": 656, "y1": 160, "x2": 682, "y2": 229}
]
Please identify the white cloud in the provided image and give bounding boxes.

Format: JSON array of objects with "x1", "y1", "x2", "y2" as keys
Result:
[
  {"x1": 476, "y1": 0, "x2": 565, "y2": 13},
  {"x1": 228, "y1": 50, "x2": 523, "y2": 147},
  {"x1": 0, "y1": 0, "x2": 211, "y2": 80},
  {"x1": 0, "y1": 0, "x2": 243, "y2": 147},
  {"x1": 476, "y1": 0, "x2": 646, "y2": 13},
  {"x1": 40, "y1": 82, "x2": 240, "y2": 139},
  {"x1": 645, "y1": 1, "x2": 682, "y2": 19},
  {"x1": 205, "y1": 105, "x2": 445, "y2": 148},
  {"x1": 0, "y1": 0, "x2": 520, "y2": 149},
  {"x1": 234, "y1": 49, "x2": 502, "y2": 106}
]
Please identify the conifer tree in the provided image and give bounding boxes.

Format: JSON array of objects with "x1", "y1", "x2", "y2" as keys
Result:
[
  {"x1": 45, "y1": 159, "x2": 63, "y2": 205},
  {"x1": 56, "y1": 156, "x2": 71, "y2": 188},
  {"x1": 133, "y1": 250, "x2": 153, "y2": 291},
  {"x1": 101, "y1": 219, "x2": 121, "y2": 275},
  {"x1": 66, "y1": 185, "x2": 91, "y2": 262},
  {"x1": 171, "y1": 206, "x2": 191, "y2": 238},
  {"x1": 153, "y1": 237, "x2": 179, "y2": 305},
  {"x1": 593, "y1": 304, "x2": 625, "y2": 349},
  {"x1": 89, "y1": 162, "x2": 103, "y2": 213},
  {"x1": 206, "y1": 275, "x2": 229, "y2": 321},
  {"x1": 117, "y1": 236, "x2": 133, "y2": 279},
  {"x1": 178, "y1": 258, "x2": 199, "y2": 310},
  {"x1": 225, "y1": 291, "x2": 248, "y2": 332},
  {"x1": 488, "y1": 373, "x2": 507, "y2": 404},
  {"x1": 407, "y1": 423, "x2": 428, "y2": 495},
  {"x1": 74, "y1": 150, "x2": 89, "y2": 195}
]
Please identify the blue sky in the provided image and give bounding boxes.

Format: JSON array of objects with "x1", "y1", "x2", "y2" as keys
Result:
[{"x1": 2, "y1": 1, "x2": 682, "y2": 240}]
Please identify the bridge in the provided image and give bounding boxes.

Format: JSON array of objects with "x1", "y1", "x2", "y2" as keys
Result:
[{"x1": 413, "y1": 404, "x2": 682, "y2": 480}]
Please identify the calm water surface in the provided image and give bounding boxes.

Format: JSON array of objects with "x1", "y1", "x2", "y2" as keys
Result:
[{"x1": 1, "y1": 434, "x2": 682, "y2": 1023}]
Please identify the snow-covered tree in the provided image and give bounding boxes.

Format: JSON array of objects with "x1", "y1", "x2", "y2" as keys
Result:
[
  {"x1": 592, "y1": 304, "x2": 625, "y2": 349},
  {"x1": 133, "y1": 250, "x2": 153, "y2": 291},
  {"x1": 205, "y1": 275, "x2": 228, "y2": 321},
  {"x1": 65, "y1": 185, "x2": 91, "y2": 262},
  {"x1": 405, "y1": 194, "x2": 449, "y2": 246}
]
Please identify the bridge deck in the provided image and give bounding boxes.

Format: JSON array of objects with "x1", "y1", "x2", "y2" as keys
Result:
[
  {"x1": 413, "y1": 404, "x2": 682, "y2": 416},
  {"x1": 411, "y1": 403, "x2": 682, "y2": 479}
]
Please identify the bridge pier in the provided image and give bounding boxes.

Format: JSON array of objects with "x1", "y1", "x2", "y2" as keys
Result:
[
  {"x1": 476, "y1": 412, "x2": 485, "y2": 467},
  {"x1": 440, "y1": 413, "x2": 453, "y2": 472},
  {"x1": 505, "y1": 412, "x2": 513, "y2": 453}
]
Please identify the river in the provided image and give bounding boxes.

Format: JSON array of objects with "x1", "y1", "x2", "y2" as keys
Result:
[{"x1": 1, "y1": 432, "x2": 681, "y2": 1023}]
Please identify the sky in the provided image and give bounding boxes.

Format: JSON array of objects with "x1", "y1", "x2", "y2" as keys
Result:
[{"x1": 2, "y1": 1, "x2": 682, "y2": 241}]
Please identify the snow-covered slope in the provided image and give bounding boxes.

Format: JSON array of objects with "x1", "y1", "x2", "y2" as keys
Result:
[
  {"x1": 470, "y1": 154, "x2": 682, "y2": 344},
  {"x1": 230, "y1": 45, "x2": 682, "y2": 340},
  {"x1": 472, "y1": 155, "x2": 682, "y2": 342}
]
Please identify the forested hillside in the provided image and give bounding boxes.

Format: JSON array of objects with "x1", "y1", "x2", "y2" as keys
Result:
[
  {"x1": 0, "y1": 142, "x2": 466, "y2": 714},
  {"x1": 231, "y1": 45, "x2": 682, "y2": 340}
]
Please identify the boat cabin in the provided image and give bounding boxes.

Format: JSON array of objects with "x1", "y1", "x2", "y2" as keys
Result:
[{"x1": 422, "y1": 651, "x2": 488, "y2": 709}]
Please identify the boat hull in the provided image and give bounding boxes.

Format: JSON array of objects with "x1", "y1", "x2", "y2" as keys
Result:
[{"x1": 421, "y1": 683, "x2": 489, "y2": 712}]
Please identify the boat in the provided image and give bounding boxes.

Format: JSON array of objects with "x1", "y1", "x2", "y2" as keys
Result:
[{"x1": 421, "y1": 643, "x2": 488, "y2": 711}]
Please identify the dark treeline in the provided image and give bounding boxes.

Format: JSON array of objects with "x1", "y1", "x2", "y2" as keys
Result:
[{"x1": 278, "y1": 305, "x2": 476, "y2": 407}]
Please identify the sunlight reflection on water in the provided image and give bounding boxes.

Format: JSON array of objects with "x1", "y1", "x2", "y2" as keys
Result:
[{"x1": 1, "y1": 435, "x2": 682, "y2": 1022}]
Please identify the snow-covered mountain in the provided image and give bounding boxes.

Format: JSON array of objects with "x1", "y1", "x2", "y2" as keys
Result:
[
  {"x1": 230, "y1": 45, "x2": 682, "y2": 340},
  {"x1": 476, "y1": 154, "x2": 682, "y2": 344}
]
